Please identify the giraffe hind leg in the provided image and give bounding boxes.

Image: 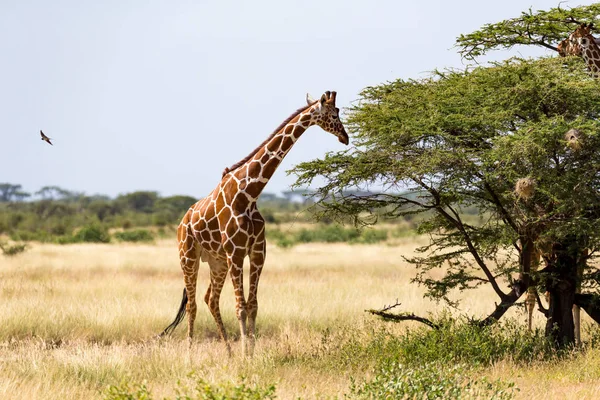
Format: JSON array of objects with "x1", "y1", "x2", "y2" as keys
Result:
[{"x1": 183, "y1": 257, "x2": 201, "y2": 345}]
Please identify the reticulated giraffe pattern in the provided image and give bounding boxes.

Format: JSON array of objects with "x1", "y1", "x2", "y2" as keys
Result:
[
  {"x1": 559, "y1": 23, "x2": 600, "y2": 78},
  {"x1": 160, "y1": 91, "x2": 348, "y2": 357}
]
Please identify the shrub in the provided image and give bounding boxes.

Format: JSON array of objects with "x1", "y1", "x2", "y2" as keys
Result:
[
  {"x1": 9, "y1": 230, "x2": 53, "y2": 242},
  {"x1": 104, "y1": 375, "x2": 276, "y2": 400},
  {"x1": 297, "y1": 225, "x2": 360, "y2": 243},
  {"x1": 394, "y1": 318, "x2": 553, "y2": 366},
  {"x1": 266, "y1": 228, "x2": 295, "y2": 248},
  {"x1": 151, "y1": 212, "x2": 170, "y2": 227},
  {"x1": 104, "y1": 380, "x2": 151, "y2": 400},
  {"x1": 113, "y1": 229, "x2": 155, "y2": 243},
  {"x1": 353, "y1": 228, "x2": 388, "y2": 244},
  {"x1": 266, "y1": 225, "x2": 391, "y2": 247},
  {"x1": 73, "y1": 225, "x2": 110, "y2": 243},
  {"x1": 348, "y1": 362, "x2": 518, "y2": 400},
  {"x1": 0, "y1": 241, "x2": 27, "y2": 256}
]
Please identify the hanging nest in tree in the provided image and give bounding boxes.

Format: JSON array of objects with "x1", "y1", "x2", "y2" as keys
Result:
[
  {"x1": 515, "y1": 177, "x2": 536, "y2": 200},
  {"x1": 565, "y1": 128, "x2": 583, "y2": 151}
]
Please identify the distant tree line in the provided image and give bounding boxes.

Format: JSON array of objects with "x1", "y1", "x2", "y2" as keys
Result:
[{"x1": 0, "y1": 184, "x2": 327, "y2": 242}]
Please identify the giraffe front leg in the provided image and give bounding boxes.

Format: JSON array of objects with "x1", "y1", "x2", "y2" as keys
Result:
[
  {"x1": 228, "y1": 253, "x2": 248, "y2": 357},
  {"x1": 247, "y1": 236, "x2": 265, "y2": 357}
]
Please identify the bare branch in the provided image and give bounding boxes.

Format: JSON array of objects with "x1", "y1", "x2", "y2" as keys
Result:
[{"x1": 366, "y1": 308, "x2": 440, "y2": 330}]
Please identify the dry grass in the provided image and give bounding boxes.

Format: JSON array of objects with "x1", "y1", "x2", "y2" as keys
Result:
[{"x1": 0, "y1": 238, "x2": 599, "y2": 399}]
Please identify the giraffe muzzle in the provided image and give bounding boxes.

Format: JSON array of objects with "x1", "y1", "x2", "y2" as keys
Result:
[{"x1": 338, "y1": 133, "x2": 349, "y2": 145}]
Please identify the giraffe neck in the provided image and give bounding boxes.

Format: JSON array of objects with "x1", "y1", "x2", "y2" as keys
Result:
[
  {"x1": 229, "y1": 106, "x2": 315, "y2": 199},
  {"x1": 581, "y1": 37, "x2": 600, "y2": 77}
]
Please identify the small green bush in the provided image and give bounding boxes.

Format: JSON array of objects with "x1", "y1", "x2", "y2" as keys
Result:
[
  {"x1": 353, "y1": 228, "x2": 388, "y2": 244},
  {"x1": 348, "y1": 362, "x2": 518, "y2": 400},
  {"x1": 103, "y1": 375, "x2": 276, "y2": 400},
  {"x1": 266, "y1": 228, "x2": 294, "y2": 248},
  {"x1": 0, "y1": 241, "x2": 27, "y2": 256},
  {"x1": 267, "y1": 225, "x2": 390, "y2": 247},
  {"x1": 113, "y1": 229, "x2": 155, "y2": 243},
  {"x1": 10, "y1": 230, "x2": 52, "y2": 242},
  {"x1": 73, "y1": 225, "x2": 110, "y2": 243},
  {"x1": 104, "y1": 380, "x2": 152, "y2": 400},
  {"x1": 297, "y1": 224, "x2": 361, "y2": 243}
]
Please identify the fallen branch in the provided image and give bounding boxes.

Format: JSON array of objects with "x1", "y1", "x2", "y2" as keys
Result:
[{"x1": 365, "y1": 301, "x2": 440, "y2": 329}]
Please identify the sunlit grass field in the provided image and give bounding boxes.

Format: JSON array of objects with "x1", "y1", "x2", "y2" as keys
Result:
[{"x1": 1, "y1": 237, "x2": 600, "y2": 399}]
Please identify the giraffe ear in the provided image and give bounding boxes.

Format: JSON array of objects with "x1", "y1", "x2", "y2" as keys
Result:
[
  {"x1": 320, "y1": 94, "x2": 327, "y2": 104},
  {"x1": 306, "y1": 93, "x2": 316, "y2": 105}
]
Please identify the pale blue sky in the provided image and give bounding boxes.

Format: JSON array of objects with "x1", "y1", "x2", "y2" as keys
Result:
[{"x1": 0, "y1": 0, "x2": 592, "y2": 198}]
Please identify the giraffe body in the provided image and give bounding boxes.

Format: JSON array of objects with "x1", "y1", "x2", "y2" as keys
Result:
[{"x1": 161, "y1": 91, "x2": 348, "y2": 357}]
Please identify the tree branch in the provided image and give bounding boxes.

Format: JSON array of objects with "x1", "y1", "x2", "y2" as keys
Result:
[
  {"x1": 482, "y1": 180, "x2": 519, "y2": 233},
  {"x1": 476, "y1": 288, "x2": 523, "y2": 326},
  {"x1": 366, "y1": 302, "x2": 440, "y2": 329},
  {"x1": 438, "y1": 204, "x2": 508, "y2": 301}
]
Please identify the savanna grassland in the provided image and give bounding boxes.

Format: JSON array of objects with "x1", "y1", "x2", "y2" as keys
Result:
[{"x1": 2, "y1": 236, "x2": 600, "y2": 399}]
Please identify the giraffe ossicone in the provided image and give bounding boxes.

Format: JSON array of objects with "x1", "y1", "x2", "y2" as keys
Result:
[{"x1": 160, "y1": 91, "x2": 348, "y2": 357}]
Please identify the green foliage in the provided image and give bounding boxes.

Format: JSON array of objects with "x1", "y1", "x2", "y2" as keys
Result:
[
  {"x1": 302, "y1": 318, "x2": 553, "y2": 374},
  {"x1": 266, "y1": 225, "x2": 389, "y2": 247},
  {"x1": 113, "y1": 229, "x2": 155, "y2": 243},
  {"x1": 455, "y1": 3, "x2": 600, "y2": 60},
  {"x1": 0, "y1": 183, "x2": 30, "y2": 202},
  {"x1": 355, "y1": 228, "x2": 388, "y2": 244},
  {"x1": 292, "y1": 55, "x2": 600, "y2": 318},
  {"x1": 104, "y1": 375, "x2": 276, "y2": 400},
  {"x1": 394, "y1": 318, "x2": 553, "y2": 366},
  {"x1": 297, "y1": 224, "x2": 361, "y2": 243},
  {"x1": 73, "y1": 225, "x2": 111, "y2": 243},
  {"x1": 115, "y1": 191, "x2": 159, "y2": 214},
  {"x1": 348, "y1": 362, "x2": 517, "y2": 400},
  {"x1": 0, "y1": 241, "x2": 27, "y2": 256},
  {"x1": 104, "y1": 380, "x2": 152, "y2": 400},
  {"x1": 0, "y1": 186, "x2": 332, "y2": 244}
]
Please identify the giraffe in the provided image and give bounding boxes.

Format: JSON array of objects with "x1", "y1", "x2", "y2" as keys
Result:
[
  {"x1": 159, "y1": 91, "x2": 348, "y2": 357},
  {"x1": 559, "y1": 23, "x2": 600, "y2": 78}
]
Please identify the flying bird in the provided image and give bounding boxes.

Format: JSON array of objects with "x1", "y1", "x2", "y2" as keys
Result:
[{"x1": 40, "y1": 130, "x2": 53, "y2": 145}]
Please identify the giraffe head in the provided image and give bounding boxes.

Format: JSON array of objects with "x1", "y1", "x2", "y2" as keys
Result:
[
  {"x1": 563, "y1": 23, "x2": 597, "y2": 55},
  {"x1": 558, "y1": 24, "x2": 596, "y2": 57},
  {"x1": 306, "y1": 91, "x2": 349, "y2": 145},
  {"x1": 558, "y1": 35, "x2": 581, "y2": 57}
]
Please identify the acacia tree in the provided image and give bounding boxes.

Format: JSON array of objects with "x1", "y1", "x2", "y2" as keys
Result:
[
  {"x1": 455, "y1": 3, "x2": 600, "y2": 59},
  {"x1": 292, "y1": 53, "x2": 600, "y2": 346}
]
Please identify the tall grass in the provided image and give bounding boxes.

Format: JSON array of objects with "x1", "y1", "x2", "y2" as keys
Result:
[{"x1": 1, "y1": 239, "x2": 600, "y2": 399}]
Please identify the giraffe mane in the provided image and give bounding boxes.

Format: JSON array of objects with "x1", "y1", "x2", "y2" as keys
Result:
[{"x1": 222, "y1": 101, "x2": 318, "y2": 176}]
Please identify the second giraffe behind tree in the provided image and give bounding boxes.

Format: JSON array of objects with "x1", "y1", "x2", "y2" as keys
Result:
[{"x1": 160, "y1": 91, "x2": 349, "y2": 357}]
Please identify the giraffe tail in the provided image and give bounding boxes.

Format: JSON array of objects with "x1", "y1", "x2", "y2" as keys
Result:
[{"x1": 159, "y1": 288, "x2": 188, "y2": 337}]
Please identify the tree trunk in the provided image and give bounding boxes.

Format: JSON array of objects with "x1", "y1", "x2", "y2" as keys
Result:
[
  {"x1": 545, "y1": 280, "x2": 575, "y2": 347},
  {"x1": 543, "y1": 236, "x2": 582, "y2": 347}
]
